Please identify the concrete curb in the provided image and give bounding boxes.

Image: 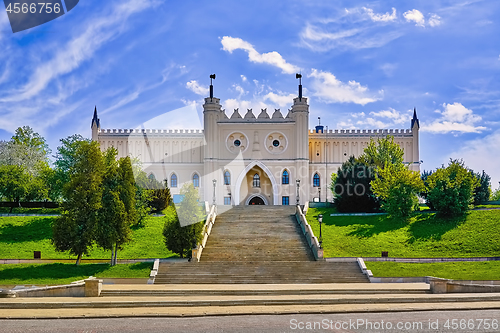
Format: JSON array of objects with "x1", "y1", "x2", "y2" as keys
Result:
[{"x1": 1, "y1": 302, "x2": 500, "y2": 319}]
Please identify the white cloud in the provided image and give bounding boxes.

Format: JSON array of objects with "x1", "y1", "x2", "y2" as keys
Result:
[
  {"x1": 186, "y1": 80, "x2": 209, "y2": 96},
  {"x1": 240, "y1": 75, "x2": 247, "y2": 82},
  {"x1": 232, "y1": 84, "x2": 246, "y2": 97},
  {"x1": 308, "y1": 69, "x2": 382, "y2": 105},
  {"x1": 403, "y1": 9, "x2": 425, "y2": 27},
  {"x1": 447, "y1": 129, "x2": 500, "y2": 189},
  {"x1": 264, "y1": 92, "x2": 296, "y2": 107},
  {"x1": 299, "y1": 23, "x2": 403, "y2": 52},
  {"x1": 423, "y1": 103, "x2": 486, "y2": 133},
  {"x1": 428, "y1": 14, "x2": 442, "y2": 27},
  {"x1": 369, "y1": 108, "x2": 408, "y2": 125},
  {"x1": 1, "y1": 0, "x2": 159, "y2": 103},
  {"x1": 363, "y1": 7, "x2": 397, "y2": 22},
  {"x1": 338, "y1": 108, "x2": 412, "y2": 129},
  {"x1": 380, "y1": 63, "x2": 398, "y2": 77},
  {"x1": 221, "y1": 36, "x2": 299, "y2": 74}
]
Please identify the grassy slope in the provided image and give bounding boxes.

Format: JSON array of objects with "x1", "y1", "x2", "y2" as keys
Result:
[
  {"x1": 0, "y1": 215, "x2": 176, "y2": 260},
  {"x1": 365, "y1": 261, "x2": 500, "y2": 280},
  {"x1": 306, "y1": 208, "x2": 500, "y2": 258},
  {"x1": 0, "y1": 262, "x2": 152, "y2": 285}
]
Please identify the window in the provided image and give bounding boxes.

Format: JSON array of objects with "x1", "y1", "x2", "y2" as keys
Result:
[
  {"x1": 224, "y1": 171, "x2": 231, "y2": 185},
  {"x1": 253, "y1": 173, "x2": 260, "y2": 188},
  {"x1": 273, "y1": 140, "x2": 280, "y2": 147},
  {"x1": 282, "y1": 196, "x2": 289, "y2": 205},
  {"x1": 193, "y1": 173, "x2": 199, "y2": 187},
  {"x1": 148, "y1": 173, "x2": 156, "y2": 181},
  {"x1": 313, "y1": 173, "x2": 320, "y2": 187},
  {"x1": 224, "y1": 197, "x2": 231, "y2": 205},
  {"x1": 170, "y1": 173, "x2": 178, "y2": 188},
  {"x1": 282, "y1": 170, "x2": 289, "y2": 185}
]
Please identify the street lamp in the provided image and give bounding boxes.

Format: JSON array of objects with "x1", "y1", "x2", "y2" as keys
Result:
[
  {"x1": 318, "y1": 187, "x2": 321, "y2": 203},
  {"x1": 318, "y1": 214, "x2": 323, "y2": 248},
  {"x1": 212, "y1": 179, "x2": 217, "y2": 206},
  {"x1": 296, "y1": 179, "x2": 300, "y2": 205}
]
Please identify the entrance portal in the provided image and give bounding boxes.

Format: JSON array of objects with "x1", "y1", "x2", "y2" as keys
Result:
[{"x1": 249, "y1": 196, "x2": 265, "y2": 205}]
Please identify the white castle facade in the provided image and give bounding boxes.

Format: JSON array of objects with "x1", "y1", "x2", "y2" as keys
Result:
[{"x1": 91, "y1": 81, "x2": 420, "y2": 206}]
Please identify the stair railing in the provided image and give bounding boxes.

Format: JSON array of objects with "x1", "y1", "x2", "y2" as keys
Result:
[
  {"x1": 295, "y1": 203, "x2": 323, "y2": 260},
  {"x1": 192, "y1": 203, "x2": 217, "y2": 262}
]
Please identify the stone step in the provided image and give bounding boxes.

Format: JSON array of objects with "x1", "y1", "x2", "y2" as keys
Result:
[
  {"x1": 155, "y1": 262, "x2": 369, "y2": 284},
  {"x1": 16, "y1": 293, "x2": 500, "y2": 309},
  {"x1": 101, "y1": 284, "x2": 429, "y2": 297}
]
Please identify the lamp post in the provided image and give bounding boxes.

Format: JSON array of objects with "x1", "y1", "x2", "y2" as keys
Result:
[
  {"x1": 296, "y1": 179, "x2": 300, "y2": 205},
  {"x1": 318, "y1": 187, "x2": 321, "y2": 203},
  {"x1": 318, "y1": 214, "x2": 323, "y2": 248},
  {"x1": 212, "y1": 179, "x2": 217, "y2": 206}
]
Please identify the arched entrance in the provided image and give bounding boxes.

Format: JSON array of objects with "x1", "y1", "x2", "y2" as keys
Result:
[
  {"x1": 249, "y1": 196, "x2": 265, "y2": 205},
  {"x1": 234, "y1": 161, "x2": 279, "y2": 205}
]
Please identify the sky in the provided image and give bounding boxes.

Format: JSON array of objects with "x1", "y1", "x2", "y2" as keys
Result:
[{"x1": 0, "y1": 0, "x2": 499, "y2": 189}]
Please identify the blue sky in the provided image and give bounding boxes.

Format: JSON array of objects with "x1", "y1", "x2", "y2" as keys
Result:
[{"x1": 0, "y1": 0, "x2": 499, "y2": 188}]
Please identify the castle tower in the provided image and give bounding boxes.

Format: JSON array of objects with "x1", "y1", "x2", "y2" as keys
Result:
[
  {"x1": 411, "y1": 108, "x2": 420, "y2": 172},
  {"x1": 203, "y1": 74, "x2": 224, "y2": 203},
  {"x1": 91, "y1": 106, "x2": 100, "y2": 141},
  {"x1": 290, "y1": 74, "x2": 310, "y2": 204}
]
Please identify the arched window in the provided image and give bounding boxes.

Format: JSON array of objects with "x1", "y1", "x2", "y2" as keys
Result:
[
  {"x1": 224, "y1": 171, "x2": 231, "y2": 185},
  {"x1": 282, "y1": 170, "x2": 289, "y2": 185},
  {"x1": 313, "y1": 173, "x2": 320, "y2": 187},
  {"x1": 170, "y1": 173, "x2": 178, "y2": 188},
  {"x1": 148, "y1": 173, "x2": 156, "y2": 181},
  {"x1": 193, "y1": 173, "x2": 199, "y2": 187},
  {"x1": 253, "y1": 173, "x2": 260, "y2": 188}
]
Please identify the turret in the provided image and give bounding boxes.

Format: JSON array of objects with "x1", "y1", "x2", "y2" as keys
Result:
[
  {"x1": 203, "y1": 74, "x2": 223, "y2": 204},
  {"x1": 411, "y1": 108, "x2": 420, "y2": 130},
  {"x1": 91, "y1": 106, "x2": 100, "y2": 141}
]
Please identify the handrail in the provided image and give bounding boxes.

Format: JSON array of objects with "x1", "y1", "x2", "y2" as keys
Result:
[
  {"x1": 192, "y1": 203, "x2": 217, "y2": 262},
  {"x1": 295, "y1": 203, "x2": 323, "y2": 260}
]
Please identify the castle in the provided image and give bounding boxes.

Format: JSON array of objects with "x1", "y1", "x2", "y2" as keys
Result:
[{"x1": 91, "y1": 79, "x2": 420, "y2": 205}]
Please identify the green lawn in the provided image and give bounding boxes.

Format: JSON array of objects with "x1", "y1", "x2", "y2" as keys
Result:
[
  {"x1": 0, "y1": 214, "x2": 176, "y2": 260},
  {"x1": 0, "y1": 262, "x2": 152, "y2": 285},
  {"x1": 306, "y1": 208, "x2": 500, "y2": 258},
  {"x1": 365, "y1": 261, "x2": 500, "y2": 280}
]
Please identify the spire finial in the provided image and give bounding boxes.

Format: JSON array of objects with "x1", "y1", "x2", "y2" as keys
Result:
[
  {"x1": 296, "y1": 73, "x2": 302, "y2": 101},
  {"x1": 209, "y1": 74, "x2": 216, "y2": 101},
  {"x1": 411, "y1": 107, "x2": 420, "y2": 129},
  {"x1": 91, "y1": 106, "x2": 100, "y2": 129}
]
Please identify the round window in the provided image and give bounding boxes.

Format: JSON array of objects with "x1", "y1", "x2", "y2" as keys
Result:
[
  {"x1": 234, "y1": 140, "x2": 241, "y2": 147},
  {"x1": 273, "y1": 140, "x2": 280, "y2": 147}
]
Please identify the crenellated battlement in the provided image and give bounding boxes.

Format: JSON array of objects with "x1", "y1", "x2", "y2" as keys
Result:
[
  {"x1": 98, "y1": 128, "x2": 204, "y2": 135},
  {"x1": 309, "y1": 128, "x2": 413, "y2": 136}
]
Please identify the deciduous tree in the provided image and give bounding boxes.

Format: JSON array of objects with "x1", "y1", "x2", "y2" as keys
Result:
[
  {"x1": 163, "y1": 183, "x2": 203, "y2": 258},
  {"x1": 52, "y1": 141, "x2": 104, "y2": 265}
]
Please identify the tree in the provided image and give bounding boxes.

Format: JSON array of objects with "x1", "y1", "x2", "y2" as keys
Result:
[
  {"x1": 52, "y1": 134, "x2": 91, "y2": 202},
  {"x1": 0, "y1": 164, "x2": 48, "y2": 211},
  {"x1": 472, "y1": 170, "x2": 491, "y2": 205},
  {"x1": 420, "y1": 170, "x2": 434, "y2": 210},
  {"x1": 360, "y1": 135, "x2": 424, "y2": 219},
  {"x1": 371, "y1": 163, "x2": 425, "y2": 219},
  {"x1": 332, "y1": 156, "x2": 380, "y2": 213},
  {"x1": 492, "y1": 185, "x2": 500, "y2": 202},
  {"x1": 163, "y1": 183, "x2": 203, "y2": 258},
  {"x1": 426, "y1": 159, "x2": 479, "y2": 217},
  {"x1": 359, "y1": 135, "x2": 404, "y2": 170},
  {"x1": 52, "y1": 141, "x2": 105, "y2": 265}
]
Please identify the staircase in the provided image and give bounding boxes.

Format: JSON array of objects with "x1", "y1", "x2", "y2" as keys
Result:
[{"x1": 155, "y1": 206, "x2": 369, "y2": 284}]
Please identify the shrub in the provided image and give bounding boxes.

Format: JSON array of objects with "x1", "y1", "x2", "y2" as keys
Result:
[
  {"x1": 426, "y1": 159, "x2": 479, "y2": 216},
  {"x1": 332, "y1": 156, "x2": 380, "y2": 213},
  {"x1": 371, "y1": 163, "x2": 424, "y2": 219}
]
